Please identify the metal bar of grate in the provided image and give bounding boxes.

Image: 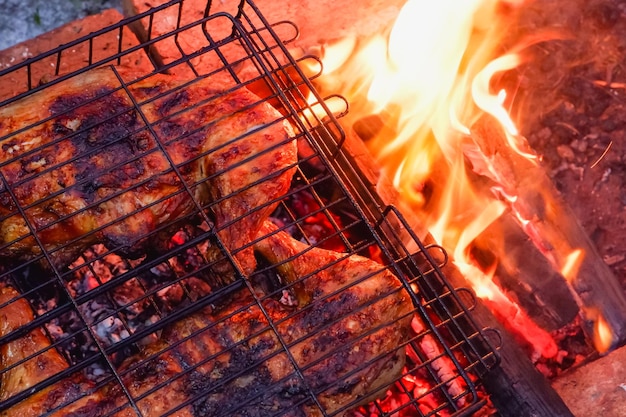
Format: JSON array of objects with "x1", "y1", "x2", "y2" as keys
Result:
[{"x1": 0, "y1": 1, "x2": 499, "y2": 416}]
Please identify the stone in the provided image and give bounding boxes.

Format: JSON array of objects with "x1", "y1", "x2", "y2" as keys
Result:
[{"x1": 553, "y1": 344, "x2": 626, "y2": 417}]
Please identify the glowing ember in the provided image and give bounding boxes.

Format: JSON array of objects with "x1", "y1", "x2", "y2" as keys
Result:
[
  {"x1": 555, "y1": 235, "x2": 613, "y2": 353},
  {"x1": 457, "y1": 261, "x2": 557, "y2": 360}
]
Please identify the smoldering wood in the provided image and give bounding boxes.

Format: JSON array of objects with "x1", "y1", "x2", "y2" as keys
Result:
[
  {"x1": 472, "y1": 211, "x2": 580, "y2": 332},
  {"x1": 470, "y1": 114, "x2": 626, "y2": 350}
]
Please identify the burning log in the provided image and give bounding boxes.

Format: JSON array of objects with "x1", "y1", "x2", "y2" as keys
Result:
[
  {"x1": 472, "y1": 211, "x2": 580, "y2": 332},
  {"x1": 355, "y1": 112, "x2": 577, "y2": 354},
  {"x1": 469, "y1": 114, "x2": 626, "y2": 352},
  {"x1": 422, "y1": 237, "x2": 575, "y2": 417}
]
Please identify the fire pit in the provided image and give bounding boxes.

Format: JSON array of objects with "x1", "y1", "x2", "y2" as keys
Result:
[{"x1": 0, "y1": 1, "x2": 498, "y2": 416}]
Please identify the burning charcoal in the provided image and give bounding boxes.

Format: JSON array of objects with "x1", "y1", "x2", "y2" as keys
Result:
[
  {"x1": 409, "y1": 314, "x2": 470, "y2": 409},
  {"x1": 181, "y1": 277, "x2": 213, "y2": 302},
  {"x1": 155, "y1": 281, "x2": 185, "y2": 306},
  {"x1": 351, "y1": 318, "x2": 473, "y2": 417},
  {"x1": 55, "y1": 233, "x2": 230, "y2": 363},
  {"x1": 44, "y1": 309, "x2": 100, "y2": 367},
  {"x1": 278, "y1": 289, "x2": 298, "y2": 307},
  {"x1": 271, "y1": 186, "x2": 350, "y2": 252}
]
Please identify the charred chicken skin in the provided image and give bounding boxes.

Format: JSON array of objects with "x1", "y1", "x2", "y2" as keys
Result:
[
  {"x1": 0, "y1": 67, "x2": 297, "y2": 276},
  {"x1": 0, "y1": 222, "x2": 412, "y2": 416}
]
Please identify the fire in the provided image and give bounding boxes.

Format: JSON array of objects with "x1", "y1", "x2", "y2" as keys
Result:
[
  {"x1": 312, "y1": 0, "x2": 530, "y2": 219},
  {"x1": 559, "y1": 250, "x2": 614, "y2": 353},
  {"x1": 306, "y1": 0, "x2": 559, "y2": 357},
  {"x1": 594, "y1": 313, "x2": 614, "y2": 354},
  {"x1": 305, "y1": 0, "x2": 616, "y2": 358},
  {"x1": 560, "y1": 248, "x2": 584, "y2": 283}
]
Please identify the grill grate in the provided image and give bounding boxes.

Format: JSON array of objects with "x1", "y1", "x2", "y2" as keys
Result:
[{"x1": 0, "y1": 1, "x2": 499, "y2": 416}]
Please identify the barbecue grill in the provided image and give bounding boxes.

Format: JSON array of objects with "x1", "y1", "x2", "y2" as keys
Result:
[{"x1": 0, "y1": 0, "x2": 499, "y2": 415}]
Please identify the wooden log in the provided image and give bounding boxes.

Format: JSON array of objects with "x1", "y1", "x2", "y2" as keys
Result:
[
  {"x1": 423, "y1": 237, "x2": 575, "y2": 417},
  {"x1": 469, "y1": 114, "x2": 626, "y2": 352},
  {"x1": 472, "y1": 210, "x2": 580, "y2": 332}
]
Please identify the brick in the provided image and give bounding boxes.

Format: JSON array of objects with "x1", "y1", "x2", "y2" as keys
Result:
[
  {"x1": 0, "y1": 9, "x2": 151, "y2": 103},
  {"x1": 121, "y1": 0, "x2": 404, "y2": 78},
  {"x1": 553, "y1": 345, "x2": 626, "y2": 417}
]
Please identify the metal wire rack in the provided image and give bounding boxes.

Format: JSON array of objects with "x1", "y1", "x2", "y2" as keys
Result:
[{"x1": 0, "y1": 0, "x2": 499, "y2": 416}]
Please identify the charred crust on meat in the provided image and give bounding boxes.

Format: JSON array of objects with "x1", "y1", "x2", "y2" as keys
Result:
[
  {"x1": 19, "y1": 154, "x2": 50, "y2": 174},
  {"x1": 1, "y1": 140, "x2": 19, "y2": 153},
  {"x1": 41, "y1": 379, "x2": 98, "y2": 414},
  {"x1": 236, "y1": 335, "x2": 278, "y2": 365},
  {"x1": 49, "y1": 87, "x2": 111, "y2": 115},
  {"x1": 134, "y1": 84, "x2": 166, "y2": 98},
  {"x1": 158, "y1": 90, "x2": 191, "y2": 117},
  {"x1": 78, "y1": 180, "x2": 101, "y2": 200},
  {"x1": 189, "y1": 363, "x2": 310, "y2": 417},
  {"x1": 300, "y1": 291, "x2": 358, "y2": 331},
  {"x1": 156, "y1": 119, "x2": 183, "y2": 139},
  {"x1": 50, "y1": 89, "x2": 142, "y2": 157},
  {"x1": 0, "y1": 192, "x2": 14, "y2": 211},
  {"x1": 129, "y1": 352, "x2": 180, "y2": 383},
  {"x1": 52, "y1": 121, "x2": 73, "y2": 136}
]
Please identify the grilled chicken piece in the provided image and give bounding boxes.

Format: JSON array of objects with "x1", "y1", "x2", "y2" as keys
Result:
[
  {"x1": 0, "y1": 223, "x2": 412, "y2": 416},
  {"x1": 250, "y1": 221, "x2": 413, "y2": 412},
  {"x1": 0, "y1": 67, "x2": 297, "y2": 277}
]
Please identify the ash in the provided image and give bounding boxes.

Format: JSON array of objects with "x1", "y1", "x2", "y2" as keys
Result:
[{"x1": 35, "y1": 227, "x2": 216, "y2": 382}]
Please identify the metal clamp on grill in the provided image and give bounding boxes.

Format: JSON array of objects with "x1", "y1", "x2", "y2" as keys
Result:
[{"x1": 0, "y1": 1, "x2": 499, "y2": 415}]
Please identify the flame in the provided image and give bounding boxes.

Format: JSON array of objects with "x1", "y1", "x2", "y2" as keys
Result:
[
  {"x1": 306, "y1": 0, "x2": 614, "y2": 355},
  {"x1": 560, "y1": 249, "x2": 584, "y2": 283},
  {"x1": 305, "y1": 0, "x2": 556, "y2": 354},
  {"x1": 559, "y1": 247, "x2": 614, "y2": 353},
  {"x1": 594, "y1": 313, "x2": 614, "y2": 354}
]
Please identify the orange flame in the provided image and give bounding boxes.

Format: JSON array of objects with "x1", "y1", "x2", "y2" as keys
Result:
[
  {"x1": 306, "y1": 0, "x2": 613, "y2": 355},
  {"x1": 560, "y1": 249, "x2": 584, "y2": 283},
  {"x1": 594, "y1": 313, "x2": 614, "y2": 354},
  {"x1": 305, "y1": 0, "x2": 556, "y2": 355}
]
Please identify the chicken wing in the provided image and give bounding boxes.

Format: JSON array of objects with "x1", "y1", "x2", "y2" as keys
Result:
[
  {"x1": 0, "y1": 222, "x2": 412, "y2": 416},
  {"x1": 0, "y1": 67, "x2": 297, "y2": 277}
]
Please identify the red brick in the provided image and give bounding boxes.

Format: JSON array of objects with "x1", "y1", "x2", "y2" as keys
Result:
[
  {"x1": 0, "y1": 9, "x2": 151, "y2": 103},
  {"x1": 120, "y1": 0, "x2": 404, "y2": 78}
]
